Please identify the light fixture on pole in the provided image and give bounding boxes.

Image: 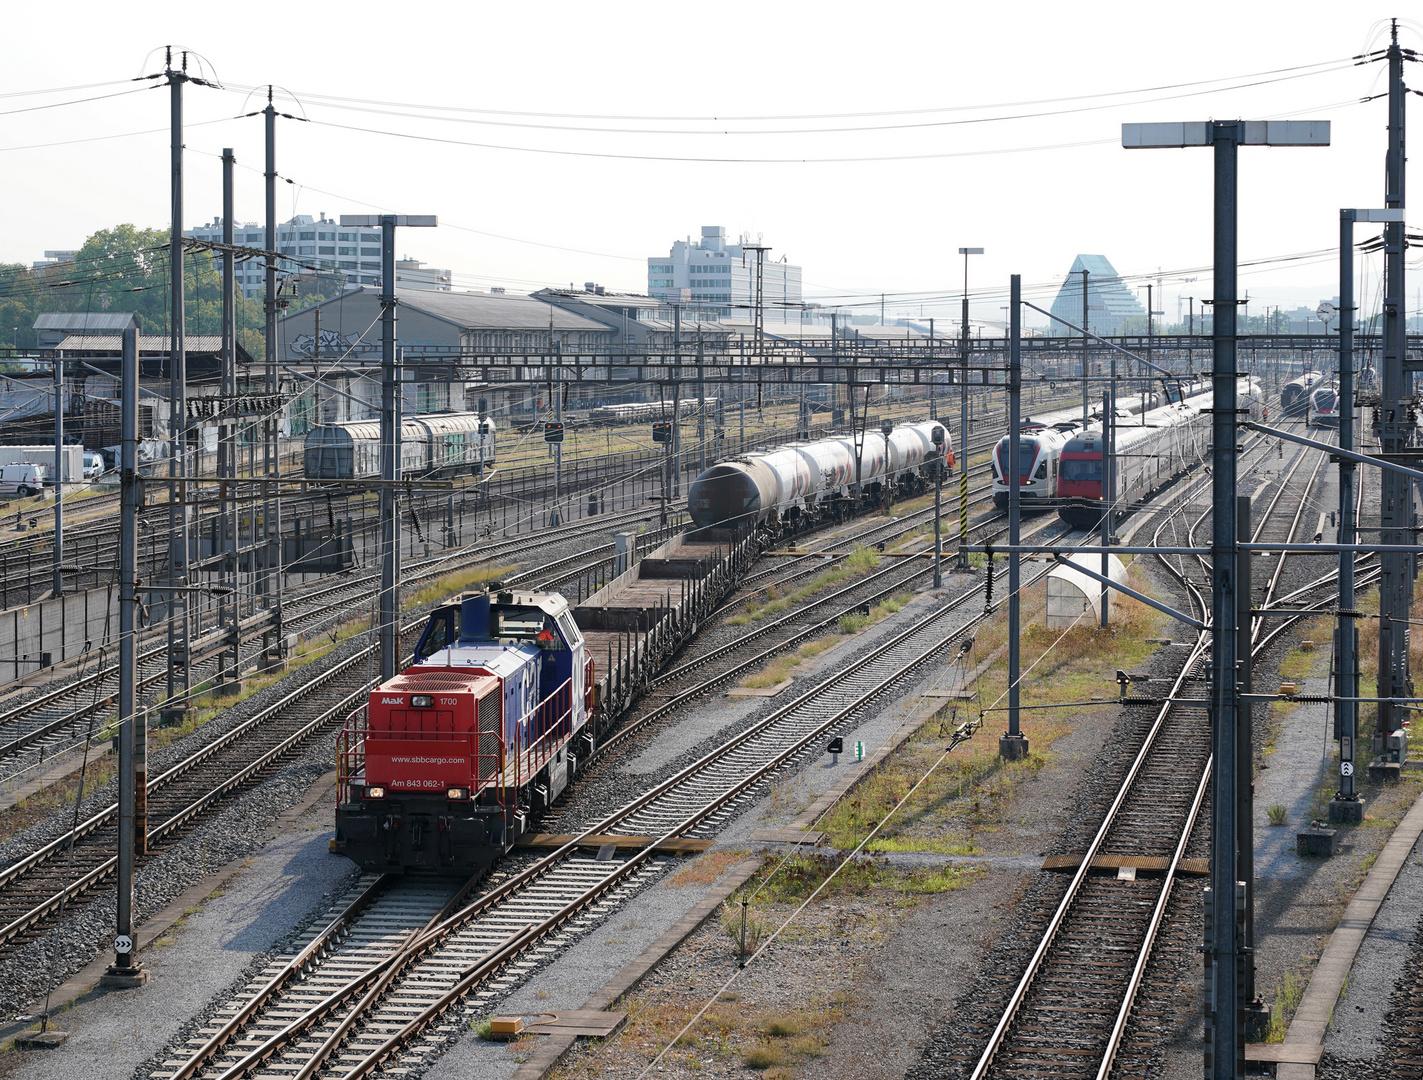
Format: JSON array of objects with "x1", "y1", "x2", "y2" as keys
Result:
[{"x1": 1123, "y1": 117, "x2": 1329, "y2": 1080}]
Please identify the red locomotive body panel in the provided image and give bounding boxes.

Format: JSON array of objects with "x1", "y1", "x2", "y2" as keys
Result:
[{"x1": 359, "y1": 668, "x2": 503, "y2": 796}]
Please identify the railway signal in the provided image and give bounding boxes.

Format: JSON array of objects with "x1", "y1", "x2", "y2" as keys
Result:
[
  {"x1": 652, "y1": 422, "x2": 672, "y2": 444},
  {"x1": 543, "y1": 422, "x2": 565, "y2": 444}
]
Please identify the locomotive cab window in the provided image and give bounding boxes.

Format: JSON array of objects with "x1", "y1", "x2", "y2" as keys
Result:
[{"x1": 494, "y1": 607, "x2": 547, "y2": 641}]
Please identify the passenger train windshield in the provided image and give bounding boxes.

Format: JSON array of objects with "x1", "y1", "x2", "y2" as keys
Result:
[
  {"x1": 995, "y1": 437, "x2": 1040, "y2": 478},
  {"x1": 1314, "y1": 392, "x2": 1337, "y2": 410},
  {"x1": 1060, "y1": 458, "x2": 1103, "y2": 483}
]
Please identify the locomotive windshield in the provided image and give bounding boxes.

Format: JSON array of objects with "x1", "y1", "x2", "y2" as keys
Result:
[
  {"x1": 494, "y1": 607, "x2": 548, "y2": 640},
  {"x1": 1314, "y1": 391, "x2": 1337, "y2": 410}
]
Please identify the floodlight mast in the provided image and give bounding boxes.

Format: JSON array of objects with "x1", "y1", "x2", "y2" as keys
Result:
[{"x1": 1122, "y1": 119, "x2": 1329, "y2": 1080}]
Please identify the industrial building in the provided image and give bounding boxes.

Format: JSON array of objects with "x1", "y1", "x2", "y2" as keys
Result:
[{"x1": 647, "y1": 225, "x2": 803, "y2": 322}]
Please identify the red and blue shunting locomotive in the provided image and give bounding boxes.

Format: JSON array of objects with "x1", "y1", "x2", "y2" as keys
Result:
[{"x1": 334, "y1": 587, "x2": 594, "y2": 873}]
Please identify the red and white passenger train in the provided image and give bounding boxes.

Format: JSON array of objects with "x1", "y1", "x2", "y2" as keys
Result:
[
  {"x1": 334, "y1": 587, "x2": 594, "y2": 874},
  {"x1": 989, "y1": 379, "x2": 1209, "y2": 509},
  {"x1": 1307, "y1": 386, "x2": 1340, "y2": 428},
  {"x1": 1056, "y1": 378, "x2": 1262, "y2": 528}
]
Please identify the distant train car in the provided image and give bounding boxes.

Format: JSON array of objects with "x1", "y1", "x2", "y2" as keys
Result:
[
  {"x1": 687, "y1": 418, "x2": 952, "y2": 532},
  {"x1": 1307, "y1": 386, "x2": 1340, "y2": 428},
  {"x1": 586, "y1": 398, "x2": 719, "y2": 425},
  {"x1": 1280, "y1": 372, "x2": 1323, "y2": 416},
  {"x1": 1057, "y1": 378, "x2": 1261, "y2": 527},
  {"x1": 303, "y1": 412, "x2": 497, "y2": 480}
]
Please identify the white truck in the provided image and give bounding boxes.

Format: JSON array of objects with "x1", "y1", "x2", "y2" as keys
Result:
[
  {"x1": 0, "y1": 445, "x2": 85, "y2": 484},
  {"x1": 0, "y1": 463, "x2": 46, "y2": 496}
]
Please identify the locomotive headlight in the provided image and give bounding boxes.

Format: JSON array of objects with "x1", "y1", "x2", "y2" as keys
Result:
[
  {"x1": 446, "y1": 786, "x2": 470, "y2": 801},
  {"x1": 410, "y1": 694, "x2": 434, "y2": 708},
  {"x1": 365, "y1": 785, "x2": 387, "y2": 800}
]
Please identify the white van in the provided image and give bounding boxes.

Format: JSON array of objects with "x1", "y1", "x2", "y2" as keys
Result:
[
  {"x1": 83, "y1": 452, "x2": 104, "y2": 480},
  {"x1": 0, "y1": 463, "x2": 45, "y2": 496}
]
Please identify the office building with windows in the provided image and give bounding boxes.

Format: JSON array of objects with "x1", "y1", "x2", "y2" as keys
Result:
[
  {"x1": 185, "y1": 213, "x2": 450, "y2": 298},
  {"x1": 1048, "y1": 254, "x2": 1146, "y2": 336},
  {"x1": 647, "y1": 225, "x2": 802, "y2": 322}
]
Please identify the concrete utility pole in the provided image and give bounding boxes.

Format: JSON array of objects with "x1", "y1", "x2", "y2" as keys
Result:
[
  {"x1": 1000, "y1": 275, "x2": 1027, "y2": 761},
  {"x1": 672, "y1": 306, "x2": 682, "y2": 497},
  {"x1": 1080, "y1": 268, "x2": 1090, "y2": 425},
  {"x1": 341, "y1": 214, "x2": 436, "y2": 682},
  {"x1": 1376, "y1": 22, "x2": 1411, "y2": 764},
  {"x1": 1100, "y1": 388, "x2": 1112, "y2": 628},
  {"x1": 166, "y1": 48, "x2": 190, "y2": 708},
  {"x1": 52, "y1": 352, "x2": 63, "y2": 598},
  {"x1": 1123, "y1": 116, "x2": 1330, "y2": 1080},
  {"x1": 958, "y1": 248, "x2": 982, "y2": 568},
  {"x1": 101, "y1": 327, "x2": 147, "y2": 988},
  {"x1": 553, "y1": 339, "x2": 564, "y2": 525},
  {"x1": 932, "y1": 424, "x2": 946, "y2": 588},
  {"x1": 219, "y1": 148, "x2": 239, "y2": 692},
  {"x1": 261, "y1": 88, "x2": 283, "y2": 669},
  {"x1": 1335, "y1": 207, "x2": 1402, "y2": 817},
  {"x1": 697, "y1": 332, "x2": 707, "y2": 472}
]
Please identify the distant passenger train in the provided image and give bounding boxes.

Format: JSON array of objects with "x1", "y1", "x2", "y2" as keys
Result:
[
  {"x1": 1307, "y1": 386, "x2": 1340, "y2": 428},
  {"x1": 1280, "y1": 372, "x2": 1324, "y2": 416},
  {"x1": 587, "y1": 398, "x2": 720, "y2": 425},
  {"x1": 687, "y1": 420, "x2": 951, "y2": 532},
  {"x1": 989, "y1": 379, "x2": 1209, "y2": 509},
  {"x1": 1056, "y1": 378, "x2": 1262, "y2": 528},
  {"x1": 303, "y1": 412, "x2": 497, "y2": 481}
]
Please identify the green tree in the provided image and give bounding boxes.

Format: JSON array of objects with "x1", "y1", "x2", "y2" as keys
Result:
[{"x1": 0, "y1": 223, "x2": 349, "y2": 355}]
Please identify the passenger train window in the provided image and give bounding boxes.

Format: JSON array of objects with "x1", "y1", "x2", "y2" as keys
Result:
[{"x1": 1035, "y1": 462, "x2": 1048, "y2": 480}]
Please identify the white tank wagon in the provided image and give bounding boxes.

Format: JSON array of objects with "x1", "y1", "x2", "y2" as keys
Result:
[
  {"x1": 304, "y1": 412, "x2": 497, "y2": 480},
  {"x1": 686, "y1": 418, "x2": 954, "y2": 531}
]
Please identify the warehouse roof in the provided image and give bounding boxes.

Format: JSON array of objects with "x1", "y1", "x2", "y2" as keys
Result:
[
  {"x1": 290, "y1": 287, "x2": 613, "y2": 334},
  {"x1": 33, "y1": 312, "x2": 139, "y2": 333}
]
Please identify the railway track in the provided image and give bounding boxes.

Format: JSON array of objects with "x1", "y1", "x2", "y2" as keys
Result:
[
  {"x1": 157, "y1": 527, "x2": 1056, "y2": 1080},
  {"x1": 0, "y1": 505, "x2": 668, "y2": 787},
  {"x1": 950, "y1": 420, "x2": 1357, "y2": 1079}
]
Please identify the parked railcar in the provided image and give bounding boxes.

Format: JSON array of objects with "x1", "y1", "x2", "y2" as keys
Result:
[
  {"x1": 333, "y1": 587, "x2": 593, "y2": 873},
  {"x1": 586, "y1": 398, "x2": 719, "y2": 425},
  {"x1": 303, "y1": 411, "x2": 497, "y2": 480},
  {"x1": 1056, "y1": 379, "x2": 1260, "y2": 528},
  {"x1": 686, "y1": 418, "x2": 953, "y2": 531},
  {"x1": 1280, "y1": 372, "x2": 1323, "y2": 416},
  {"x1": 1307, "y1": 386, "x2": 1340, "y2": 428}
]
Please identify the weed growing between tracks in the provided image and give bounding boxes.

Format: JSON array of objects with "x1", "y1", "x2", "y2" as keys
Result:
[{"x1": 729, "y1": 545, "x2": 881, "y2": 626}]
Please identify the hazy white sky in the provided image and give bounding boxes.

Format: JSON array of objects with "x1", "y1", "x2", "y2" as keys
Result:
[{"x1": 4, "y1": 1, "x2": 1418, "y2": 324}]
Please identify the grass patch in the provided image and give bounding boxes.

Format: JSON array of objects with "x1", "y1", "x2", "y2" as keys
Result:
[
  {"x1": 666, "y1": 848, "x2": 748, "y2": 889},
  {"x1": 740, "y1": 851, "x2": 976, "y2": 906},
  {"x1": 838, "y1": 589, "x2": 914, "y2": 633},
  {"x1": 404, "y1": 563, "x2": 517, "y2": 611},
  {"x1": 741, "y1": 658, "x2": 794, "y2": 689},
  {"x1": 1267, "y1": 969, "x2": 1307, "y2": 1042},
  {"x1": 743, "y1": 1043, "x2": 790, "y2": 1069},
  {"x1": 1267, "y1": 804, "x2": 1288, "y2": 826},
  {"x1": 737, "y1": 635, "x2": 850, "y2": 689}
]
